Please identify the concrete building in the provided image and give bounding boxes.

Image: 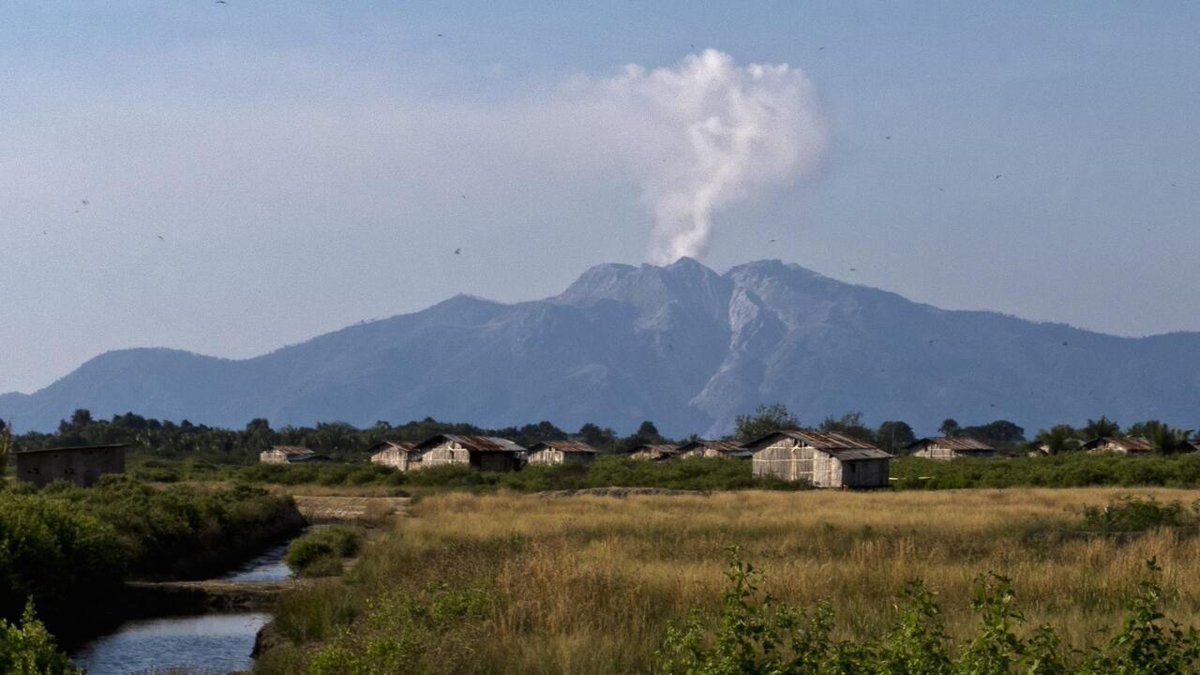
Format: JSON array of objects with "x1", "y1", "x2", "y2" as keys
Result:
[
  {"x1": 14, "y1": 444, "x2": 127, "y2": 488},
  {"x1": 746, "y1": 431, "x2": 892, "y2": 488}
]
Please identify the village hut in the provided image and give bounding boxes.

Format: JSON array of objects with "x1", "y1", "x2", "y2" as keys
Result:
[
  {"x1": 259, "y1": 445, "x2": 329, "y2": 464},
  {"x1": 677, "y1": 439, "x2": 752, "y2": 460},
  {"x1": 1081, "y1": 436, "x2": 1152, "y2": 455},
  {"x1": 906, "y1": 436, "x2": 996, "y2": 461},
  {"x1": 368, "y1": 440, "x2": 422, "y2": 471},
  {"x1": 527, "y1": 440, "x2": 599, "y2": 466},
  {"x1": 745, "y1": 431, "x2": 892, "y2": 488},
  {"x1": 413, "y1": 434, "x2": 527, "y2": 472},
  {"x1": 14, "y1": 444, "x2": 127, "y2": 488},
  {"x1": 628, "y1": 444, "x2": 682, "y2": 461}
]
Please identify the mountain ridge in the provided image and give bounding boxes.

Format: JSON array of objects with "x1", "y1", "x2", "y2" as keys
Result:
[{"x1": 3, "y1": 258, "x2": 1197, "y2": 436}]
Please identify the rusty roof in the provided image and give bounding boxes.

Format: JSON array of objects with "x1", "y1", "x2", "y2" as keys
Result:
[
  {"x1": 1082, "y1": 436, "x2": 1153, "y2": 452},
  {"x1": 742, "y1": 430, "x2": 891, "y2": 458},
  {"x1": 415, "y1": 434, "x2": 527, "y2": 453},
  {"x1": 907, "y1": 437, "x2": 995, "y2": 452},
  {"x1": 270, "y1": 445, "x2": 315, "y2": 456},
  {"x1": 367, "y1": 440, "x2": 418, "y2": 454},
  {"x1": 677, "y1": 440, "x2": 746, "y2": 454},
  {"x1": 529, "y1": 440, "x2": 599, "y2": 454},
  {"x1": 629, "y1": 444, "x2": 681, "y2": 455}
]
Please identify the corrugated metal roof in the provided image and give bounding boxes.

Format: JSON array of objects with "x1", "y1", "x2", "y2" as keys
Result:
[
  {"x1": 677, "y1": 440, "x2": 744, "y2": 454},
  {"x1": 368, "y1": 440, "x2": 419, "y2": 454},
  {"x1": 415, "y1": 434, "x2": 527, "y2": 453},
  {"x1": 907, "y1": 437, "x2": 995, "y2": 452},
  {"x1": 271, "y1": 445, "x2": 314, "y2": 457},
  {"x1": 629, "y1": 444, "x2": 681, "y2": 455},
  {"x1": 529, "y1": 440, "x2": 599, "y2": 454},
  {"x1": 1082, "y1": 436, "x2": 1152, "y2": 452},
  {"x1": 743, "y1": 430, "x2": 892, "y2": 458}
]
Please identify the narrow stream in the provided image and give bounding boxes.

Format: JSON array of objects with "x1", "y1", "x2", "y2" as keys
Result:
[{"x1": 71, "y1": 542, "x2": 295, "y2": 674}]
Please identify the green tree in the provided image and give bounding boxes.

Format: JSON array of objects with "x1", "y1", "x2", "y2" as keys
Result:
[
  {"x1": 0, "y1": 600, "x2": 81, "y2": 675},
  {"x1": 938, "y1": 418, "x2": 960, "y2": 437},
  {"x1": 818, "y1": 412, "x2": 874, "y2": 442},
  {"x1": 734, "y1": 404, "x2": 800, "y2": 443},
  {"x1": 1034, "y1": 425, "x2": 1080, "y2": 455},
  {"x1": 958, "y1": 420, "x2": 1026, "y2": 448},
  {"x1": 876, "y1": 420, "x2": 916, "y2": 454},
  {"x1": 1082, "y1": 416, "x2": 1121, "y2": 439}
]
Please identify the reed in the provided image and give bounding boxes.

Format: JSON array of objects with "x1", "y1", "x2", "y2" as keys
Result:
[{"x1": 260, "y1": 487, "x2": 1200, "y2": 673}]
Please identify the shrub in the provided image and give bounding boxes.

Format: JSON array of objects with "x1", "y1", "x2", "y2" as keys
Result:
[
  {"x1": 285, "y1": 526, "x2": 365, "y2": 577},
  {"x1": 0, "y1": 600, "x2": 80, "y2": 675},
  {"x1": 1082, "y1": 496, "x2": 1191, "y2": 532}
]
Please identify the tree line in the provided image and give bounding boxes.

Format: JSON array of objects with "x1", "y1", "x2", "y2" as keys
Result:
[{"x1": 1, "y1": 406, "x2": 1193, "y2": 466}]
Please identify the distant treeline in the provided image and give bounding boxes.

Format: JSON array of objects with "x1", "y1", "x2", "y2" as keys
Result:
[{"x1": 1, "y1": 406, "x2": 1193, "y2": 468}]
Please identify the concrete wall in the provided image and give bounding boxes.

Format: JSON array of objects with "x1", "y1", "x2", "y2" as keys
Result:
[{"x1": 16, "y1": 447, "x2": 125, "y2": 488}]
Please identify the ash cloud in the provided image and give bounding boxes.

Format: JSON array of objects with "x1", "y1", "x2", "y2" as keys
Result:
[{"x1": 582, "y1": 50, "x2": 829, "y2": 263}]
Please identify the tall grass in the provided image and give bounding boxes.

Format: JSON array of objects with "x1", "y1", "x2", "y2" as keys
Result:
[{"x1": 258, "y1": 487, "x2": 1200, "y2": 673}]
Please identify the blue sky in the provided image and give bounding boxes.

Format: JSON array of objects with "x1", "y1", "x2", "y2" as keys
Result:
[{"x1": 2, "y1": 2, "x2": 1198, "y2": 393}]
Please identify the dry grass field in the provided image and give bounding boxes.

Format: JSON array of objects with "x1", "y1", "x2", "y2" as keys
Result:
[{"x1": 257, "y1": 487, "x2": 1200, "y2": 674}]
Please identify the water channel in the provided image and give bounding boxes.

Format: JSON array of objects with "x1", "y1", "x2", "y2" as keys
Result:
[{"x1": 71, "y1": 542, "x2": 293, "y2": 674}]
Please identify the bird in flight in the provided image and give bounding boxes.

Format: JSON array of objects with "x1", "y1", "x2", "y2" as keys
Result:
[
  {"x1": 156, "y1": 235, "x2": 164, "y2": 241},
  {"x1": 81, "y1": 199, "x2": 89, "y2": 206},
  {"x1": 994, "y1": 174, "x2": 1003, "y2": 181},
  {"x1": 454, "y1": 248, "x2": 461, "y2": 255},
  {"x1": 884, "y1": 136, "x2": 891, "y2": 140}
]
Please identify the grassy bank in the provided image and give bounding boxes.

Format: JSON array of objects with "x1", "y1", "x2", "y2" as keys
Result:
[
  {"x1": 257, "y1": 488, "x2": 1200, "y2": 673},
  {"x1": 892, "y1": 453, "x2": 1200, "y2": 489},
  {"x1": 0, "y1": 477, "x2": 303, "y2": 642}
]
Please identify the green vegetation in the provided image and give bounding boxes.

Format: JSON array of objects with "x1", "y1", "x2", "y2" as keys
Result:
[
  {"x1": 658, "y1": 549, "x2": 1200, "y2": 674},
  {"x1": 285, "y1": 526, "x2": 365, "y2": 578},
  {"x1": 1082, "y1": 496, "x2": 1196, "y2": 532},
  {"x1": 892, "y1": 454, "x2": 1200, "y2": 489},
  {"x1": 0, "y1": 477, "x2": 301, "y2": 639},
  {"x1": 0, "y1": 600, "x2": 80, "y2": 675},
  {"x1": 255, "y1": 489, "x2": 1200, "y2": 673}
]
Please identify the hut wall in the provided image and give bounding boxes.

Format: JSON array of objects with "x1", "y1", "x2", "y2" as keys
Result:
[
  {"x1": 15, "y1": 447, "x2": 125, "y2": 488},
  {"x1": 259, "y1": 450, "x2": 287, "y2": 464},
  {"x1": 419, "y1": 442, "x2": 471, "y2": 469},
  {"x1": 913, "y1": 444, "x2": 961, "y2": 461},
  {"x1": 751, "y1": 440, "x2": 814, "y2": 482},
  {"x1": 371, "y1": 448, "x2": 419, "y2": 471},
  {"x1": 528, "y1": 449, "x2": 564, "y2": 465},
  {"x1": 812, "y1": 452, "x2": 840, "y2": 488}
]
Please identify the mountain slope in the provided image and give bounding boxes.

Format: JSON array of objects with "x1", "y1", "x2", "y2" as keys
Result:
[{"x1": 3, "y1": 258, "x2": 1198, "y2": 435}]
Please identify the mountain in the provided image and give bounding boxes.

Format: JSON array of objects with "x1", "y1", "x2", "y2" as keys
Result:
[{"x1": 3, "y1": 258, "x2": 1199, "y2": 436}]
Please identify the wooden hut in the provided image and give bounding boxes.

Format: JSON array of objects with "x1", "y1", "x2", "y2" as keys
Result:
[
  {"x1": 1081, "y1": 436, "x2": 1152, "y2": 455},
  {"x1": 259, "y1": 445, "x2": 330, "y2": 464},
  {"x1": 14, "y1": 443, "x2": 127, "y2": 488},
  {"x1": 906, "y1": 437, "x2": 995, "y2": 460},
  {"x1": 413, "y1": 434, "x2": 527, "y2": 472},
  {"x1": 527, "y1": 440, "x2": 599, "y2": 466},
  {"x1": 677, "y1": 439, "x2": 752, "y2": 460},
  {"x1": 629, "y1": 444, "x2": 681, "y2": 461},
  {"x1": 745, "y1": 431, "x2": 892, "y2": 488},
  {"x1": 368, "y1": 441, "x2": 421, "y2": 471}
]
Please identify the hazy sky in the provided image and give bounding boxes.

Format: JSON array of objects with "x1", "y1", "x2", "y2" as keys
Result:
[{"x1": 2, "y1": 2, "x2": 1198, "y2": 394}]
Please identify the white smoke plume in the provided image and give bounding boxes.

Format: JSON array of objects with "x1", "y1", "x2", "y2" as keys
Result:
[{"x1": 583, "y1": 50, "x2": 829, "y2": 263}]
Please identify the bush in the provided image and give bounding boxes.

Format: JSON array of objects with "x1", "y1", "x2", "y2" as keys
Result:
[
  {"x1": 657, "y1": 549, "x2": 1200, "y2": 674},
  {"x1": 0, "y1": 600, "x2": 80, "y2": 675},
  {"x1": 1082, "y1": 496, "x2": 1192, "y2": 532},
  {"x1": 285, "y1": 526, "x2": 365, "y2": 577}
]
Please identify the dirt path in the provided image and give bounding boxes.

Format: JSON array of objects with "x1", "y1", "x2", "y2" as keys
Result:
[{"x1": 290, "y1": 495, "x2": 410, "y2": 522}]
